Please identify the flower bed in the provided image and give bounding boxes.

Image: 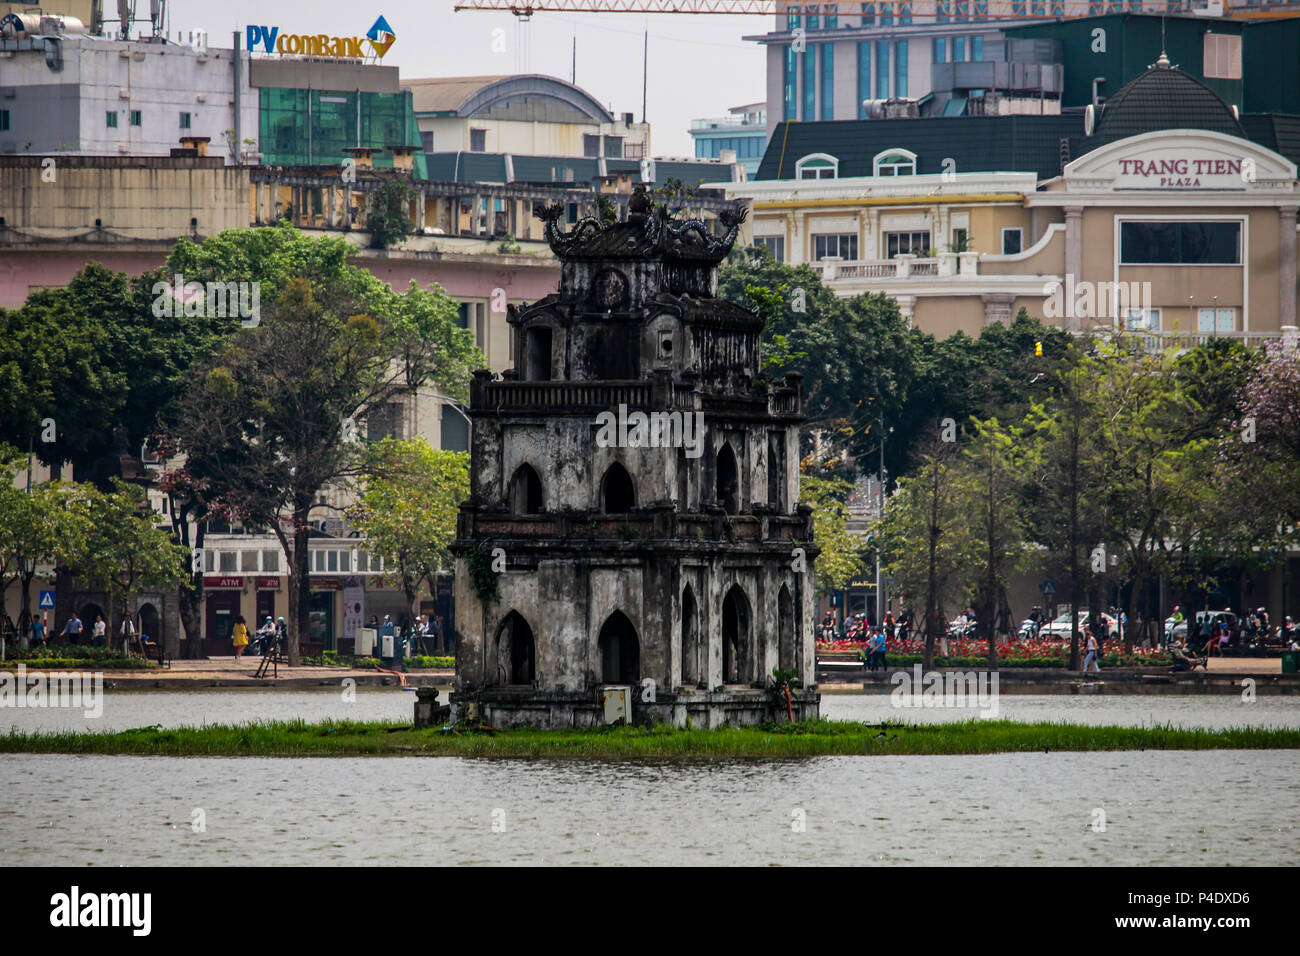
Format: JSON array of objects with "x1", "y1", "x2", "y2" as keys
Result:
[{"x1": 818, "y1": 636, "x2": 1170, "y2": 668}]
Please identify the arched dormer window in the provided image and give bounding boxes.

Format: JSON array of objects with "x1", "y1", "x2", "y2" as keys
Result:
[
  {"x1": 601, "y1": 462, "x2": 636, "y2": 514},
  {"x1": 509, "y1": 464, "x2": 543, "y2": 515},
  {"x1": 795, "y1": 153, "x2": 839, "y2": 180},
  {"x1": 873, "y1": 148, "x2": 917, "y2": 176}
]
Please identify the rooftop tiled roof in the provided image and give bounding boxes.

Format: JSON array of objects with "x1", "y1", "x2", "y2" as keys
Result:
[{"x1": 1093, "y1": 56, "x2": 1245, "y2": 145}]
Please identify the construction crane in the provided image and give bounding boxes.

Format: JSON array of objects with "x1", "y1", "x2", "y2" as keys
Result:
[{"x1": 454, "y1": 0, "x2": 1296, "y2": 19}]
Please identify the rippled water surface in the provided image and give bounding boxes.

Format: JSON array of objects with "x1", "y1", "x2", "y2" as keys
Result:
[{"x1": 3, "y1": 751, "x2": 1295, "y2": 865}]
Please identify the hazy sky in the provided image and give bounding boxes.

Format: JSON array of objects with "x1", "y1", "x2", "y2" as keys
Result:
[{"x1": 169, "y1": 1, "x2": 773, "y2": 157}]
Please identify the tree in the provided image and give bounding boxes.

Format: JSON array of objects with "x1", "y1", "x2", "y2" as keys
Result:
[
  {"x1": 955, "y1": 418, "x2": 1034, "y2": 668},
  {"x1": 877, "y1": 429, "x2": 974, "y2": 669},
  {"x1": 0, "y1": 455, "x2": 90, "y2": 647},
  {"x1": 798, "y1": 473, "x2": 868, "y2": 598},
  {"x1": 63, "y1": 480, "x2": 187, "y2": 651},
  {"x1": 161, "y1": 225, "x2": 479, "y2": 663},
  {"x1": 367, "y1": 179, "x2": 417, "y2": 250},
  {"x1": 1023, "y1": 346, "x2": 1110, "y2": 669},
  {"x1": 347, "y1": 438, "x2": 469, "y2": 632}
]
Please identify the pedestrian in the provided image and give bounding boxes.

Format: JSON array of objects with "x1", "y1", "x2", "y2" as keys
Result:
[
  {"x1": 231, "y1": 615, "x2": 249, "y2": 661},
  {"x1": 885, "y1": 611, "x2": 895, "y2": 642},
  {"x1": 873, "y1": 627, "x2": 888, "y2": 671},
  {"x1": 120, "y1": 615, "x2": 137, "y2": 655},
  {"x1": 90, "y1": 614, "x2": 107, "y2": 648},
  {"x1": 430, "y1": 615, "x2": 444, "y2": 655},
  {"x1": 59, "y1": 612, "x2": 83, "y2": 644},
  {"x1": 257, "y1": 616, "x2": 275, "y2": 655},
  {"x1": 31, "y1": 615, "x2": 46, "y2": 647},
  {"x1": 1083, "y1": 627, "x2": 1100, "y2": 673}
]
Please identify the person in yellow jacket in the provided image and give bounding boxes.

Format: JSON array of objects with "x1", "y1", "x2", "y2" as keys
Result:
[{"x1": 232, "y1": 616, "x2": 250, "y2": 661}]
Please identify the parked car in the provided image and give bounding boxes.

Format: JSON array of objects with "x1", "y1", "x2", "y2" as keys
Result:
[{"x1": 1038, "y1": 609, "x2": 1119, "y2": 639}]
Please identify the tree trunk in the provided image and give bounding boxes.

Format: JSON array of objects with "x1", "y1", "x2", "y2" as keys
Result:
[
  {"x1": 181, "y1": 521, "x2": 205, "y2": 659},
  {"x1": 18, "y1": 569, "x2": 35, "y2": 650},
  {"x1": 288, "y1": 504, "x2": 311, "y2": 667}
]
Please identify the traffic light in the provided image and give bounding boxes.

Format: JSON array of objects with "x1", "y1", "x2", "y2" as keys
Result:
[{"x1": 1035, "y1": 340, "x2": 1043, "y2": 357}]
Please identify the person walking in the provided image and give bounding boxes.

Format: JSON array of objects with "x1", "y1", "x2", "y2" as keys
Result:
[
  {"x1": 231, "y1": 615, "x2": 249, "y2": 661},
  {"x1": 58, "y1": 612, "x2": 82, "y2": 644},
  {"x1": 31, "y1": 615, "x2": 46, "y2": 647},
  {"x1": 90, "y1": 614, "x2": 107, "y2": 648},
  {"x1": 873, "y1": 627, "x2": 888, "y2": 671},
  {"x1": 1083, "y1": 627, "x2": 1101, "y2": 673},
  {"x1": 120, "y1": 615, "x2": 137, "y2": 655}
]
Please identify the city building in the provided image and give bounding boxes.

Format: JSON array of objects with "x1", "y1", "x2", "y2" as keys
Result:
[
  {"x1": 689, "y1": 102, "x2": 768, "y2": 175},
  {"x1": 450, "y1": 185, "x2": 818, "y2": 727},
  {"x1": 724, "y1": 56, "x2": 1300, "y2": 343},
  {"x1": 748, "y1": 5, "x2": 1300, "y2": 132}
]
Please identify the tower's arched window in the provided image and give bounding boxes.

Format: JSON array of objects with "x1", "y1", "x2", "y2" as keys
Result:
[
  {"x1": 509, "y1": 464, "x2": 543, "y2": 514},
  {"x1": 601, "y1": 462, "x2": 636, "y2": 513},
  {"x1": 873, "y1": 148, "x2": 917, "y2": 176},
  {"x1": 716, "y1": 443, "x2": 739, "y2": 515}
]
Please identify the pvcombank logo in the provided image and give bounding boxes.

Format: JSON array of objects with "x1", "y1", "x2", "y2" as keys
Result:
[
  {"x1": 245, "y1": 15, "x2": 396, "y2": 59},
  {"x1": 49, "y1": 887, "x2": 151, "y2": 937}
]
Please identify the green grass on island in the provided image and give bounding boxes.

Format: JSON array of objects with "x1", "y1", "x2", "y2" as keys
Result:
[{"x1": 2, "y1": 718, "x2": 1298, "y2": 759}]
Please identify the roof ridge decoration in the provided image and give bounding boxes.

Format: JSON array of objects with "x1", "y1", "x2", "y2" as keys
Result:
[{"x1": 532, "y1": 184, "x2": 747, "y2": 263}]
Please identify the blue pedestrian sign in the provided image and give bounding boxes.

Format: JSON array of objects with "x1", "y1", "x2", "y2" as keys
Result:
[
  {"x1": 1040, "y1": 580, "x2": 1056, "y2": 596},
  {"x1": 39, "y1": 590, "x2": 55, "y2": 610}
]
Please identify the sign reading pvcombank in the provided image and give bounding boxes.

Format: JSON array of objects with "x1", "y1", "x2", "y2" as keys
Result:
[{"x1": 245, "y1": 15, "x2": 395, "y2": 59}]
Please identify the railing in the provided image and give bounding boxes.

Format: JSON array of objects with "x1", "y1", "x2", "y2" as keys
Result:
[
  {"x1": 816, "y1": 252, "x2": 979, "y2": 281},
  {"x1": 482, "y1": 380, "x2": 650, "y2": 409},
  {"x1": 1111, "y1": 329, "x2": 1291, "y2": 352}
]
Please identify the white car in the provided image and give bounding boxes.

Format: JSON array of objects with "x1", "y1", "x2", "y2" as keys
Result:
[{"x1": 1038, "y1": 609, "x2": 1119, "y2": 639}]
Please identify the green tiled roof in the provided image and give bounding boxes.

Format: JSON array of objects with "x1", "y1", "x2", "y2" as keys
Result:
[
  {"x1": 1240, "y1": 113, "x2": 1300, "y2": 169},
  {"x1": 756, "y1": 115, "x2": 1083, "y2": 181}
]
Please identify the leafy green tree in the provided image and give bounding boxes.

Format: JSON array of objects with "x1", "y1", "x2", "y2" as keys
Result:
[
  {"x1": 0, "y1": 455, "x2": 90, "y2": 647},
  {"x1": 877, "y1": 432, "x2": 974, "y2": 669},
  {"x1": 347, "y1": 438, "x2": 469, "y2": 630},
  {"x1": 798, "y1": 473, "x2": 868, "y2": 598},
  {"x1": 367, "y1": 179, "x2": 417, "y2": 250},
  {"x1": 63, "y1": 480, "x2": 187, "y2": 650}
]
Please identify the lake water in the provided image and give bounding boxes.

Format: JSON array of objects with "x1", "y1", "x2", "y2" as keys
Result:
[
  {"x1": 2, "y1": 751, "x2": 1295, "y2": 865},
  {"x1": 3, "y1": 688, "x2": 1297, "y2": 866},
  {"x1": 2, "y1": 686, "x2": 1298, "y2": 733}
]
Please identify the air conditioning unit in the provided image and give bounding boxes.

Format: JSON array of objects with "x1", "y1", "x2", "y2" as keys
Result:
[{"x1": 601, "y1": 685, "x2": 632, "y2": 725}]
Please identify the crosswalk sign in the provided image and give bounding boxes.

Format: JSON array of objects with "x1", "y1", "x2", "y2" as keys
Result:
[{"x1": 39, "y1": 590, "x2": 55, "y2": 609}]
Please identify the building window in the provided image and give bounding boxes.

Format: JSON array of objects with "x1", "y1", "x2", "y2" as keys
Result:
[
  {"x1": 1119, "y1": 221, "x2": 1241, "y2": 265},
  {"x1": 859, "y1": 2, "x2": 875, "y2": 26},
  {"x1": 826, "y1": 10, "x2": 838, "y2": 28},
  {"x1": 754, "y1": 236, "x2": 786, "y2": 261},
  {"x1": 973, "y1": 0, "x2": 989, "y2": 18},
  {"x1": 179, "y1": 112, "x2": 191, "y2": 129},
  {"x1": 1198, "y1": 308, "x2": 1235, "y2": 333},
  {"x1": 895, "y1": 40, "x2": 908, "y2": 98},
  {"x1": 955, "y1": 0, "x2": 969, "y2": 20},
  {"x1": 787, "y1": 8, "x2": 800, "y2": 29},
  {"x1": 873, "y1": 148, "x2": 916, "y2": 175},
  {"x1": 820, "y1": 44, "x2": 834, "y2": 120},
  {"x1": 936, "y1": 0, "x2": 950, "y2": 21},
  {"x1": 899, "y1": 0, "x2": 912, "y2": 23},
  {"x1": 470, "y1": 128, "x2": 487, "y2": 152},
  {"x1": 933, "y1": 37, "x2": 946, "y2": 63},
  {"x1": 583, "y1": 133, "x2": 600, "y2": 157},
  {"x1": 803, "y1": 49, "x2": 816, "y2": 120},
  {"x1": 813, "y1": 233, "x2": 858, "y2": 260},
  {"x1": 885, "y1": 231, "x2": 931, "y2": 256},
  {"x1": 806, "y1": 5, "x2": 819, "y2": 30},
  {"x1": 876, "y1": 40, "x2": 890, "y2": 99},
  {"x1": 858, "y1": 42, "x2": 871, "y2": 116},
  {"x1": 604, "y1": 135, "x2": 623, "y2": 158},
  {"x1": 0, "y1": 110, "x2": 9, "y2": 131},
  {"x1": 796, "y1": 152, "x2": 839, "y2": 178},
  {"x1": 421, "y1": 130, "x2": 434, "y2": 154},
  {"x1": 1204, "y1": 33, "x2": 1242, "y2": 80},
  {"x1": 972, "y1": 35, "x2": 984, "y2": 61},
  {"x1": 1122, "y1": 308, "x2": 1161, "y2": 332},
  {"x1": 952, "y1": 227, "x2": 969, "y2": 251},
  {"x1": 1001, "y1": 227, "x2": 1023, "y2": 255},
  {"x1": 784, "y1": 45, "x2": 798, "y2": 121},
  {"x1": 129, "y1": 110, "x2": 142, "y2": 127},
  {"x1": 106, "y1": 111, "x2": 119, "y2": 128},
  {"x1": 880, "y1": 4, "x2": 892, "y2": 25},
  {"x1": 952, "y1": 36, "x2": 965, "y2": 62}
]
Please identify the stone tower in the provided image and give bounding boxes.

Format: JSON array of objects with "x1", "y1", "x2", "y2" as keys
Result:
[{"x1": 449, "y1": 185, "x2": 819, "y2": 728}]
